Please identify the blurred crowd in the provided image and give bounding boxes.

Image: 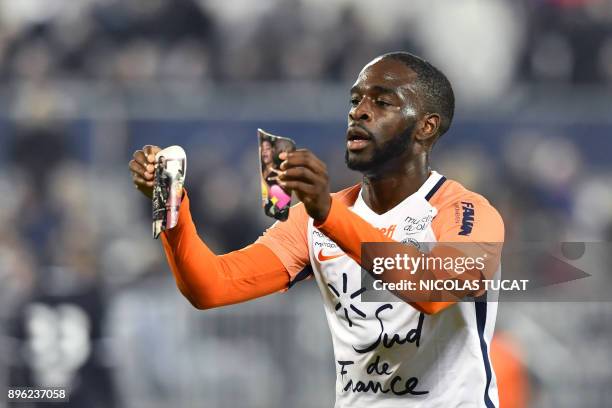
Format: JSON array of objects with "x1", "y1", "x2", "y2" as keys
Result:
[
  {"x1": 1, "y1": 0, "x2": 612, "y2": 93},
  {"x1": 1, "y1": 1, "x2": 612, "y2": 408}
]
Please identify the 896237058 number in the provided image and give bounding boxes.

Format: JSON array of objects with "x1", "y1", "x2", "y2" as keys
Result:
[{"x1": 7, "y1": 387, "x2": 69, "y2": 403}]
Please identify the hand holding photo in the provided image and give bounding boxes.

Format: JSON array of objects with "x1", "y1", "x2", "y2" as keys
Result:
[
  {"x1": 152, "y1": 145, "x2": 187, "y2": 238},
  {"x1": 258, "y1": 128, "x2": 296, "y2": 221}
]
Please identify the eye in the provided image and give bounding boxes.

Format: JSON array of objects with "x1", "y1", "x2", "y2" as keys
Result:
[
  {"x1": 375, "y1": 99, "x2": 391, "y2": 107},
  {"x1": 350, "y1": 97, "x2": 361, "y2": 107}
]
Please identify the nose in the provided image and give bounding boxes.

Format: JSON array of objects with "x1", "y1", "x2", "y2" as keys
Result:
[{"x1": 349, "y1": 99, "x2": 371, "y2": 123}]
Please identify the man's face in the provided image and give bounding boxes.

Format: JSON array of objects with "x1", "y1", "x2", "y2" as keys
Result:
[{"x1": 345, "y1": 58, "x2": 420, "y2": 173}]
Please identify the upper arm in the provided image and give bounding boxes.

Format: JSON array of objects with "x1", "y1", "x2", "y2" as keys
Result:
[
  {"x1": 432, "y1": 197, "x2": 505, "y2": 243},
  {"x1": 431, "y1": 196, "x2": 505, "y2": 280}
]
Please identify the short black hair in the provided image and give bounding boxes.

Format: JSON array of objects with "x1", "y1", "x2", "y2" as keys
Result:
[{"x1": 381, "y1": 52, "x2": 455, "y2": 138}]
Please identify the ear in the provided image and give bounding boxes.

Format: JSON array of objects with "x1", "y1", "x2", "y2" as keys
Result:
[{"x1": 415, "y1": 113, "x2": 441, "y2": 143}]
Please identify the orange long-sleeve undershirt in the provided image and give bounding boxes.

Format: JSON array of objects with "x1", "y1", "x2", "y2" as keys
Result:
[
  {"x1": 160, "y1": 189, "x2": 290, "y2": 309},
  {"x1": 160, "y1": 184, "x2": 502, "y2": 315}
]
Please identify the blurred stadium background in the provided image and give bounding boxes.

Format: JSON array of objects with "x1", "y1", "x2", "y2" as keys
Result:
[{"x1": 1, "y1": 0, "x2": 612, "y2": 407}]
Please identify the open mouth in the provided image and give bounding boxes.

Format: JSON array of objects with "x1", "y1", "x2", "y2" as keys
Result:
[{"x1": 346, "y1": 127, "x2": 372, "y2": 151}]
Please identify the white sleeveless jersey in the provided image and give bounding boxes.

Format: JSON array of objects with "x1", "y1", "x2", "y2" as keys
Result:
[{"x1": 308, "y1": 172, "x2": 501, "y2": 408}]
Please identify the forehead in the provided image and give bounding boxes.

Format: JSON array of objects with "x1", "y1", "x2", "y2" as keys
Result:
[{"x1": 352, "y1": 58, "x2": 417, "y2": 93}]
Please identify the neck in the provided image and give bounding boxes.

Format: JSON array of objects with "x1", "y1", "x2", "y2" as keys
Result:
[{"x1": 360, "y1": 153, "x2": 430, "y2": 215}]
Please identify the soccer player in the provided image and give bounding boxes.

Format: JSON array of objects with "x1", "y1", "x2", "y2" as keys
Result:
[{"x1": 129, "y1": 52, "x2": 504, "y2": 407}]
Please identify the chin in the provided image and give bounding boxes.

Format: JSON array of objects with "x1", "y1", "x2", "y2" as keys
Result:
[{"x1": 345, "y1": 150, "x2": 375, "y2": 172}]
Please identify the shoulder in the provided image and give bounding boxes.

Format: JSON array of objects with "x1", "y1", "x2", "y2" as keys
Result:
[
  {"x1": 429, "y1": 178, "x2": 492, "y2": 211},
  {"x1": 430, "y1": 178, "x2": 502, "y2": 221},
  {"x1": 331, "y1": 184, "x2": 361, "y2": 206},
  {"x1": 430, "y1": 178, "x2": 504, "y2": 242}
]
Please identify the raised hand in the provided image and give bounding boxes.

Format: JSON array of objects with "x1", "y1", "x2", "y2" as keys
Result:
[
  {"x1": 277, "y1": 149, "x2": 332, "y2": 223},
  {"x1": 129, "y1": 145, "x2": 162, "y2": 199}
]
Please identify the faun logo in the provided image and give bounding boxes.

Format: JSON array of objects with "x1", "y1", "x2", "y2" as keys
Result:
[{"x1": 459, "y1": 201, "x2": 474, "y2": 236}]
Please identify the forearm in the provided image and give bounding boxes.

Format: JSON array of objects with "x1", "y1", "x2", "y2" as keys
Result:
[{"x1": 160, "y1": 190, "x2": 290, "y2": 309}]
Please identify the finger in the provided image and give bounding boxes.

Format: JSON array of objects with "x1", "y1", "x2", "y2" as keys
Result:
[
  {"x1": 135, "y1": 181, "x2": 154, "y2": 192},
  {"x1": 131, "y1": 171, "x2": 145, "y2": 184},
  {"x1": 287, "y1": 149, "x2": 326, "y2": 169},
  {"x1": 133, "y1": 150, "x2": 149, "y2": 168},
  {"x1": 129, "y1": 160, "x2": 153, "y2": 180},
  {"x1": 280, "y1": 150, "x2": 326, "y2": 173},
  {"x1": 278, "y1": 179, "x2": 315, "y2": 195},
  {"x1": 143, "y1": 145, "x2": 161, "y2": 164},
  {"x1": 141, "y1": 163, "x2": 154, "y2": 180},
  {"x1": 131, "y1": 154, "x2": 155, "y2": 177},
  {"x1": 278, "y1": 166, "x2": 318, "y2": 184},
  {"x1": 293, "y1": 148, "x2": 325, "y2": 161},
  {"x1": 132, "y1": 171, "x2": 155, "y2": 187}
]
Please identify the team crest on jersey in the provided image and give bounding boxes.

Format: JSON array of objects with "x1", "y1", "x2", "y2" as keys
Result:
[{"x1": 400, "y1": 237, "x2": 422, "y2": 251}]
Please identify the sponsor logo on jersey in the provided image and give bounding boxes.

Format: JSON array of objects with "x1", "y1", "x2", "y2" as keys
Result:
[
  {"x1": 313, "y1": 230, "x2": 340, "y2": 251},
  {"x1": 377, "y1": 224, "x2": 397, "y2": 238},
  {"x1": 316, "y1": 225, "x2": 396, "y2": 261},
  {"x1": 403, "y1": 215, "x2": 434, "y2": 235},
  {"x1": 459, "y1": 201, "x2": 474, "y2": 236},
  {"x1": 327, "y1": 273, "x2": 366, "y2": 328},
  {"x1": 317, "y1": 248, "x2": 345, "y2": 262}
]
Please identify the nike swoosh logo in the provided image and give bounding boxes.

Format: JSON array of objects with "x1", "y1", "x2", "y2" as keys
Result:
[{"x1": 317, "y1": 248, "x2": 345, "y2": 262}]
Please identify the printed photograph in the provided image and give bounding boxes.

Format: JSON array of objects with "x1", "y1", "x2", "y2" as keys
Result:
[
  {"x1": 152, "y1": 148, "x2": 186, "y2": 239},
  {"x1": 258, "y1": 129, "x2": 296, "y2": 221}
]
